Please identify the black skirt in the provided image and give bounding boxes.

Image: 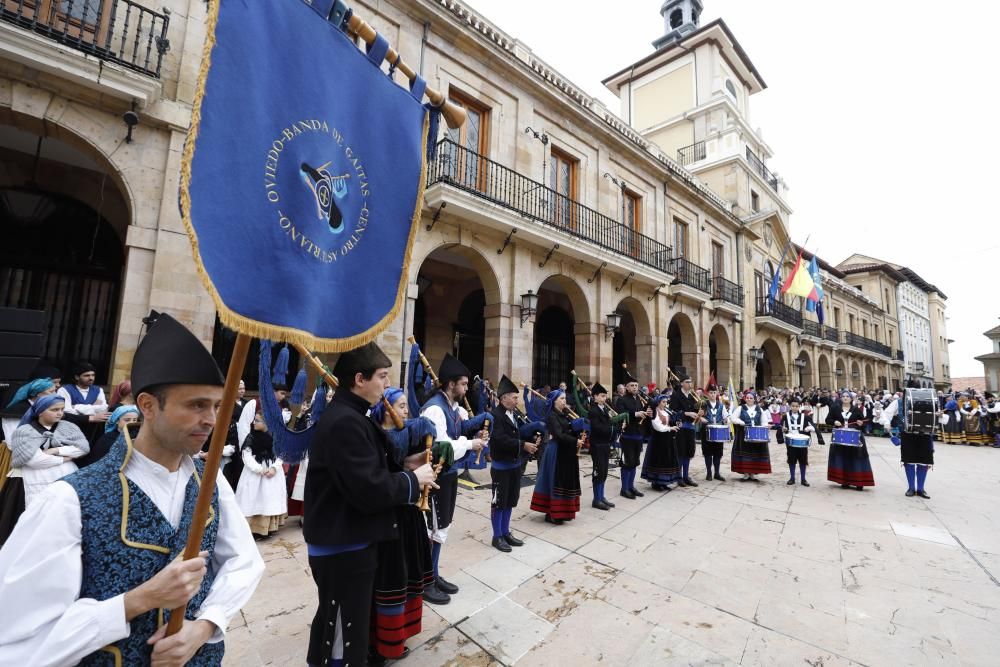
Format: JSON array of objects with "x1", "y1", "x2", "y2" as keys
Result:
[
  {"x1": 786, "y1": 445, "x2": 809, "y2": 466},
  {"x1": 490, "y1": 465, "x2": 522, "y2": 509},
  {"x1": 900, "y1": 433, "x2": 934, "y2": 466},
  {"x1": 701, "y1": 429, "x2": 724, "y2": 458},
  {"x1": 619, "y1": 435, "x2": 643, "y2": 468},
  {"x1": 0, "y1": 476, "x2": 25, "y2": 547}
]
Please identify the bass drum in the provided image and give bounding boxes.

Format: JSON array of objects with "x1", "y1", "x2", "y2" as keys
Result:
[{"x1": 904, "y1": 388, "x2": 937, "y2": 434}]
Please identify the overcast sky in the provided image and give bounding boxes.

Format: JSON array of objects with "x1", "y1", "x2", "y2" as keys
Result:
[{"x1": 462, "y1": 0, "x2": 999, "y2": 378}]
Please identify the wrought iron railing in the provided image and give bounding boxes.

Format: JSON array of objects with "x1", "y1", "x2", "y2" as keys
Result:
[
  {"x1": 824, "y1": 326, "x2": 840, "y2": 343},
  {"x1": 1, "y1": 0, "x2": 170, "y2": 78},
  {"x1": 803, "y1": 320, "x2": 822, "y2": 338},
  {"x1": 427, "y1": 139, "x2": 675, "y2": 273},
  {"x1": 676, "y1": 141, "x2": 706, "y2": 166},
  {"x1": 665, "y1": 256, "x2": 711, "y2": 293},
  {"x1": 755, "y1": 296, "x2": 802, "y2": 328},
  {"x1": 843, "y1": 331, "x2": 892, "y2": 357},
  {"x1": 895, "y1": 349, "x2": 905, "y2": 361},
  {"x1": 712, "y1": 275, "x2": 743, "y2": 307},
  {"x1": 745, "y1": 147, "x2": 778, "y2": 192}
]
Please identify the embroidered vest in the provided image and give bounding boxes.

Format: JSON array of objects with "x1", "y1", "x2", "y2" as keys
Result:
[
  {"x1": 740, "y1": 406, "x2": 763, "y2": 426},
  {"x1": 63, "y1": 438, "x2": 223, "y2": 666},
  {"x1": 422, "y1": 391, "x2": 463, "y2": 439},
  {"x1": 705, "y1": 402, "x2": 725, "y2": 424},
  {"x1": 65, "y1": 384, "x2": 100, "y2": 405}
]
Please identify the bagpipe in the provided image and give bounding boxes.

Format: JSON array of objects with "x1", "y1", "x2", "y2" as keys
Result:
[{"x1": 522, "y1": 383, "x2": 590, "y2": 454}]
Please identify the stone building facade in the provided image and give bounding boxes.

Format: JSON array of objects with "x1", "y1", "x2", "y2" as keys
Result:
[{"x1": 0, "y1": 0, "x2": 918, "y2": 393}]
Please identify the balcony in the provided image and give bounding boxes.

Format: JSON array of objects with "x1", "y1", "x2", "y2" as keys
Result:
[
  {"x1": 1, "y1": 0, "x2": 170, "y2": 78},
  {"x1": 755, "y1": 296, "x2": 802, "y2": 336},
  {"x1": 892, "y1": 348, "x2": 905, "y2": 365},
  {"x1": 676, "y1": 141, "x2": 706, "y2": 166},
  {"x1": 842, "y1": 331, "x2": 892, "y2": 358},
  {"x1": 426, "y1": 139, "x2": 677, "y2": 277},
  {"x1": 664, "y1": 256, "x2": 711, "y2": 304},
  {"x1": 746, "y1": 147, "x2": 779, "y2": 193},
  {"x1": 802, "y1": 319, "x2": 822, "y2": 339},
  {"x1": 710, "y1": 275, "x2": 743, "y2": 317},
  {"x1": 824, "y1": 326, "x2": 840, "y2": 344}
]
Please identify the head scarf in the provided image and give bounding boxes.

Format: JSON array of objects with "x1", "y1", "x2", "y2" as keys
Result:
[
  {"x1": 19, "y1": 393, "x2": 65, "y2": 426},
  {"x1": 109, "y1": 380, "x2": 132, "y2": 407},
  {"x1": 545, "y1": 389, "x2": 565, "y2": 416},
  {"x1": 370, "y1": 387, "x2": 404, "y2": 426},
  {"x1": 6, "y1": 378, "x2": 55, "y2": 408},
  {"x1": 105, "y1": 405, "x2": 140, "y2": 433}
]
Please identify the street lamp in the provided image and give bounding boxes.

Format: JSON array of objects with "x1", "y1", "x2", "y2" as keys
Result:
[
  {"x1": 605, "y1": 311, "x2": 622, "y2": 340},
  {"x1": 520, "y1": 290, "x2": 538, "y2": 327},
  {"x1": 793, "y1": 358, "x2": 807, "y2": 368},
  {"x1": 747, "y1": 347, "x2": 764, "y2": 364}
]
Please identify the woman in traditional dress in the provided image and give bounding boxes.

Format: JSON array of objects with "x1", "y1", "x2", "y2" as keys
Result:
[
  {"x1": 235, "y1": 409, "x2": 287, "y2": 539},
  {"x1": 77, "y1": 404, "x2": 139, "y2": 468},
  {"x1": 1, "y1": 378, "x2": 58, "y2": 489},
  {"x1": 960, "y1": 396, "x2": 988, "y2": 445},
  {"x1": 730, "y1": 392, "x2": 771, "y2": 481},
  {"x1": 939, "y1": 395, "x2": 963, "y2": 444},
  {"x1": 825, "y1": 391, "x2": 875, "y2": 490},
  {"x1": 641, "y1": 395, "x2": 681, "y2": 491},
  {"x1": 530, "y1": 390, "x2": 584, "y2": 524}
]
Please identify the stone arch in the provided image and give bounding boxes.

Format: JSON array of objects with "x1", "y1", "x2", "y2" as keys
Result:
[
  {"x1": 864, "y1": 361, "x2": 875, "y2": 390},
  {"x1": 708, "y1": 324, "x2": 733, "y2": 386},
  {"x1": 850, "y1": 360, "x2": 862, "y2": 389},
  {"x1": 612, "y1": 295, "x2": 653, "y2": 385},
  {"x1": 537, "y1": 272, "x2": 591, "y2": 323},
  {"x1": 795, "y1": 349, "x2": 812, "y2": 389},
  {"x1": 666, "y1": 311, "x2": 698, "y2": 382},
  {"x1": 410, "y1": 241, "x2": 504, "y2": 307},
  {"x1": 835, "y1": 357, "x2": 847, "y2": 388},
  {"x1": 755, "y1": 337, "x2": 786, "y2": 389},
  {"x1": 533, "y1": 273, "x2": 594, "y2": 389},
  {"x1": 818, "y1": 353, "x2": 833, "y2": 388}
]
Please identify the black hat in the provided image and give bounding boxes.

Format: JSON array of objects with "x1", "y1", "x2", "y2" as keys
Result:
[
  {"x1": 622, "y1": 366, "x2": 638, "y2": 383},
  {"x1": 132, "y1": 313, "x2": 225, "y2": 397},
  {"x1": 438, "y1": 354, "x2": 470, "y2": 383},
  {"x1": 73, "y1": 361, "x2": 96, "y2": 377},
  {"x1": 496, "y1": 375, "x2": 518, "y2": 397},
  {"x1": 332, "y1": 342, "x2": 392, "y2": 382},
  {"x1": 592, "y1": 382, "x2": 608, "y2": 396}
]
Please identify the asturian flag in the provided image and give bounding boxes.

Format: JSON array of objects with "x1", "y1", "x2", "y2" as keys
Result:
[{"x1": 181, "y1": 0, "x2": 435, "y2": 351}]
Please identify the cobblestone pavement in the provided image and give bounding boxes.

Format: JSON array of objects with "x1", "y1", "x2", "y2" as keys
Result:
[{"x1": 224, "y1": 435, "x2": 1000, "y2": 666}]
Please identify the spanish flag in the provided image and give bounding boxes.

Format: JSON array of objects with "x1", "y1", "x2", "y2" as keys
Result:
[{"x1": 781, "y1": 249, "x2": 819, "y2": 301}]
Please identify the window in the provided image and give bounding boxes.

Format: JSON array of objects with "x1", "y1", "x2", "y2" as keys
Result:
[
  {"x1": 849, "y1": 314, "x2": 855, "y2": 333},
  {"x1": 750, "y1": 190, "x2": 760, "y2": 213},
  {"x1": 884, "y1": 288, "x2": 891, "y2": 312},
  {"x1": 874, "y1": 324, "x2": 880, "y2": 342},
  {"x1": 862, "y1": 320, "x2": 868, "y2": 338},
  {"x1": 712, "y1": 242, "x2": 724, "y2": 277},
  {"x1": 674, "y1": 219, "x2": 689, "y2": 258},
  {"x1": 834, "y1": 307, "x2": 841, "y2": 329},
  {"x1": 549, "y1": 147, "x2": 578, "y2": 228},
  {"x1": 725, "y1": 79, "x2": 738, "y2": 100},
  {"x1": 3, "y1": 1, "x2": 113, "y2": 44},
  {"x1": 445, "y1": 90, "x2": 490, "y2": 191},
  {"x1": 669, "y1": 8, "x2": 683, "y2": 28},
  {"x1": 624, "y1": 190, "x2": 641, "y2": 257}
]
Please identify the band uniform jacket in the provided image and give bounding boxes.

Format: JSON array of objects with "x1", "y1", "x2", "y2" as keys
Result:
[
  {"x1": 826, "y1": 406, "x2": 866, "y2": 429},
  {"x1": 616, "y1": 393, "x2": 645, "y2": 437},
  {"x1": 780, "y1": 412, "x2": 816, "y2": 437},
  {"x1": 669, "y1": 390, "x2": 699, "y2": 428},
  {"x1": 304, "y1": 389, "x2": 419, "y2": 546},
  {"x1": 489, "y1": 405, "x2": 525, "y2": 464}
]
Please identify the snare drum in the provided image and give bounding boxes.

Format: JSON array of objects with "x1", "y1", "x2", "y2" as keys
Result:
[
  {"x1": 904, "y1": 388, "x2": 937, "y2": 435},
  {"x1": 786, "y1": 434, "x2": 810, "y2": 448},
  {"x1": 832, "y1": 428, "x2": 862, "y2": 447},
  {"x1": 707, "y1": 424, "x2": 731, "y2": 442},
  {"x1": 744, "y1": 425, "x2": 770, "y2": 442}
]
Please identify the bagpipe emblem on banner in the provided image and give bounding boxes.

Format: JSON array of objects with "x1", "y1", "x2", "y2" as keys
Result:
[{"x1": 181, "y1": 0, "x2": 436, "y2": 351}]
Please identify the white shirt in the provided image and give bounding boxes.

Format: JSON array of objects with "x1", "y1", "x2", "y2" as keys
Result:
[
  {"x1": 421, "y1": 399, "x2": 472, "y2": 461},
  {"x1": 0, "y1": 447, "x2": 265, "y2": 666},
  {"x1": 56, "y1": 385, "x2": 107, "y2": 416}
]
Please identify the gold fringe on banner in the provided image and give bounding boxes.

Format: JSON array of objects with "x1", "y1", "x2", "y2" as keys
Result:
[{"x1": 178, "y1": 0, "x2": 429, "y2": 353}]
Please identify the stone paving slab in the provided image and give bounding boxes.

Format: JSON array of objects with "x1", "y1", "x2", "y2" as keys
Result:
[{"x1": 224, "y1": 436, "x2": 1000, "y2": 666}]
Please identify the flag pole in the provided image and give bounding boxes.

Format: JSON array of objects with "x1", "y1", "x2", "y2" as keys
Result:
[{"x1": 165, "y1": 333, "x2": 251, "y2": 636}]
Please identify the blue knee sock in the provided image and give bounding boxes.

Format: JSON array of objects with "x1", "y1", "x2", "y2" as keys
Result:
[
  {"x1": 799, "y1": 463, "x2": 807, "y2": 481},
  {"x1": 916, "y1": 465, "x2": 928, "y2": 491},
  {"x1": 501, "y1": 508, "x2": 513, "y2": 535},
  {"x1": 593, "y1": 480, "x2": 602, "y2": 503},
  {"x1": 629, "y1": 467, "x2": 638, "y2": 491},
  {"x1": 788, "y1": 464, "x2": 796, "y2": 481},
  {"x1": 681, "y1": 458, "x2": 690, "y2": 478},
  {"x1": 598, "y1": 482, "x2": 607, "y2": 501},
  {"x1": 621, "y1": 467, "x2": 632, "y2": 493},
  {"x1": 431, "y1": 541, "x2": 442, "y2": 578},
  {"x1": 904, "y1": 463, "x2": 916, "y2": 491},
  {"x1": 491, "y1": 508, "x2": 503, "y2": 538}
]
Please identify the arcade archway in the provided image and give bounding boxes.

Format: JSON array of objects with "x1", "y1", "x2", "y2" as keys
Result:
[
  {"x1": 755, "y1": 338, "x2": 786, "y2": 389},
  {"x1": 533, "y1": 274, "x2": 590, "y2": 389},
  {"x1": 667, "y1": 312, "x2": 698, "y2": 382},
  {"x1": 818, "y1": 353, "x2": 833, "y2": 388},
  {"x1": 611, "y1": 296, "x2": 652, "y2": 387},
  {"x1": 795, "y1": 350, "x2": 812, "y2": 389},
  {"x1": 708, "y1": 324, "x2": 732, "y2": 386}
]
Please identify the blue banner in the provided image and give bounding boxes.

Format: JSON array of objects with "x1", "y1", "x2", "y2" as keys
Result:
[{"x1": 181, "y1": 1, "x2": 430, "y2": 351}]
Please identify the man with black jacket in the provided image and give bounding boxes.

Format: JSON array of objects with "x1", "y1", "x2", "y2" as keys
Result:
[
  {"x1": 304, "y1": 342, "x2": 438, "y2": 667},
  {"x1": 488, "y1": 375, "x2": 538, "y2": 552}
]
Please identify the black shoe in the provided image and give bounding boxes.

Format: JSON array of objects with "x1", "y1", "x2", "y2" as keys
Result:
[
  {"x1": 368, "y1": 648, "x2": 388, "y2": 666},
  {"x1": 855, "y1": 486, "x2": 864, "y2": 491},
  {"x1": 620, "y1": 489, "x2": 636, "y2": 499},
  {"x1": 801, "y1": 480, "x2": 810, "y2": 487},
  {"x1": 436, "y1": 576, "x2": 459, "y2": 594},
  {"x1": 675, "y1": 479, "x2": 688, "y2": 488},
  {"x1": 592, "y1": 500, "x2": 610, "y2": 511},
  {"x1": 841, "y1": 484, "x2": 850, "y2": 489},
  {"x1": 917, "y1": 490, "x2": 930, "y2": 499},
  {"x1": 492, "y1": 536, "x2": 512, "y2": 552},
  {"x1": 706, "y1": 472, "x2": 713, "y2": 481},
  {"x1": 905, "y1": 489, "x2": 916, "y2": 497},
  {"x1": 545, "y1": 514, "x2": 565, "y2": 525},
  {"x1": 631, "y1": 488, "x2": 645, "y2": 497},
  {"x1": 601, "y1": 498, "x2": 616, "y2": 508},
  {"x1": 503, "y1": 533, "x2": 524, "y2": 547},
  {"x1": 714, "y1": 473, "x2": 726, "y2": 481},
  {"x1": 787, "y1": 479, "x2": 796, "y2": 485},
  {"x1": 422, "y1": 583, "x2": 450, "y2": 605},
  {"x1": 683, "y1": 477, "x2": 698, "y2": 487}
]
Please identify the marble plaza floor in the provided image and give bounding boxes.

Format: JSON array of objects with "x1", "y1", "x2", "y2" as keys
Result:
[{"x1": 224, "y1": 435, "x2": 1000, "y2": 666}]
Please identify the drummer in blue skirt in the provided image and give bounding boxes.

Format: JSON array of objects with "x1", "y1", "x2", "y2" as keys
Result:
[
  {"x1": 825, "y1": 391, "x2": 875, "y2": 490},
  {"x1": 781, "y1": 397, "x2": 816, "y2": 487}
]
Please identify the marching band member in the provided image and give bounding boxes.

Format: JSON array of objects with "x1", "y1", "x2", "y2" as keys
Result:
[
  {"x1": 419, "y1": 354, "x2": 487, "y2": 600},
  {"x1": 616, "y1": 370, "x2": 651, "y2": 499},
  {"x1": 530, "y1": 390, "x2": 584, "y2": 524},
  {"x1": 939, "y1": 394, "x2": 963, "y2": 444},
  {"x1": 700, "y1": 385, "x2": 728, "y2": 481},
  {"x1": 584, "y1": 383, "x2": 627, "y2": 510},
  {"x1": 304, "y1": 342, "x2": 437, "y2": 667},
  {"x1": 641, "y1": 395, "x2": 681, "y2": 491},
  {"x1": 669, "y1": 375, "x2": 700, "y2": 487},
  {"x1": 880, "y1": 395, "x2": 932, "y2": 499},
  {"x1": 729, "y1": 392, "x2": 770, "y2": 481},
  {"x1": 488, "y1": 376, "x2": 538, "y2": 548},
  {"x1": 781, "y1": 397, "x2": 815, "y2": 487},
  {"x1": 826, "y1": 391, "x2": 875, "y2": 490}
]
